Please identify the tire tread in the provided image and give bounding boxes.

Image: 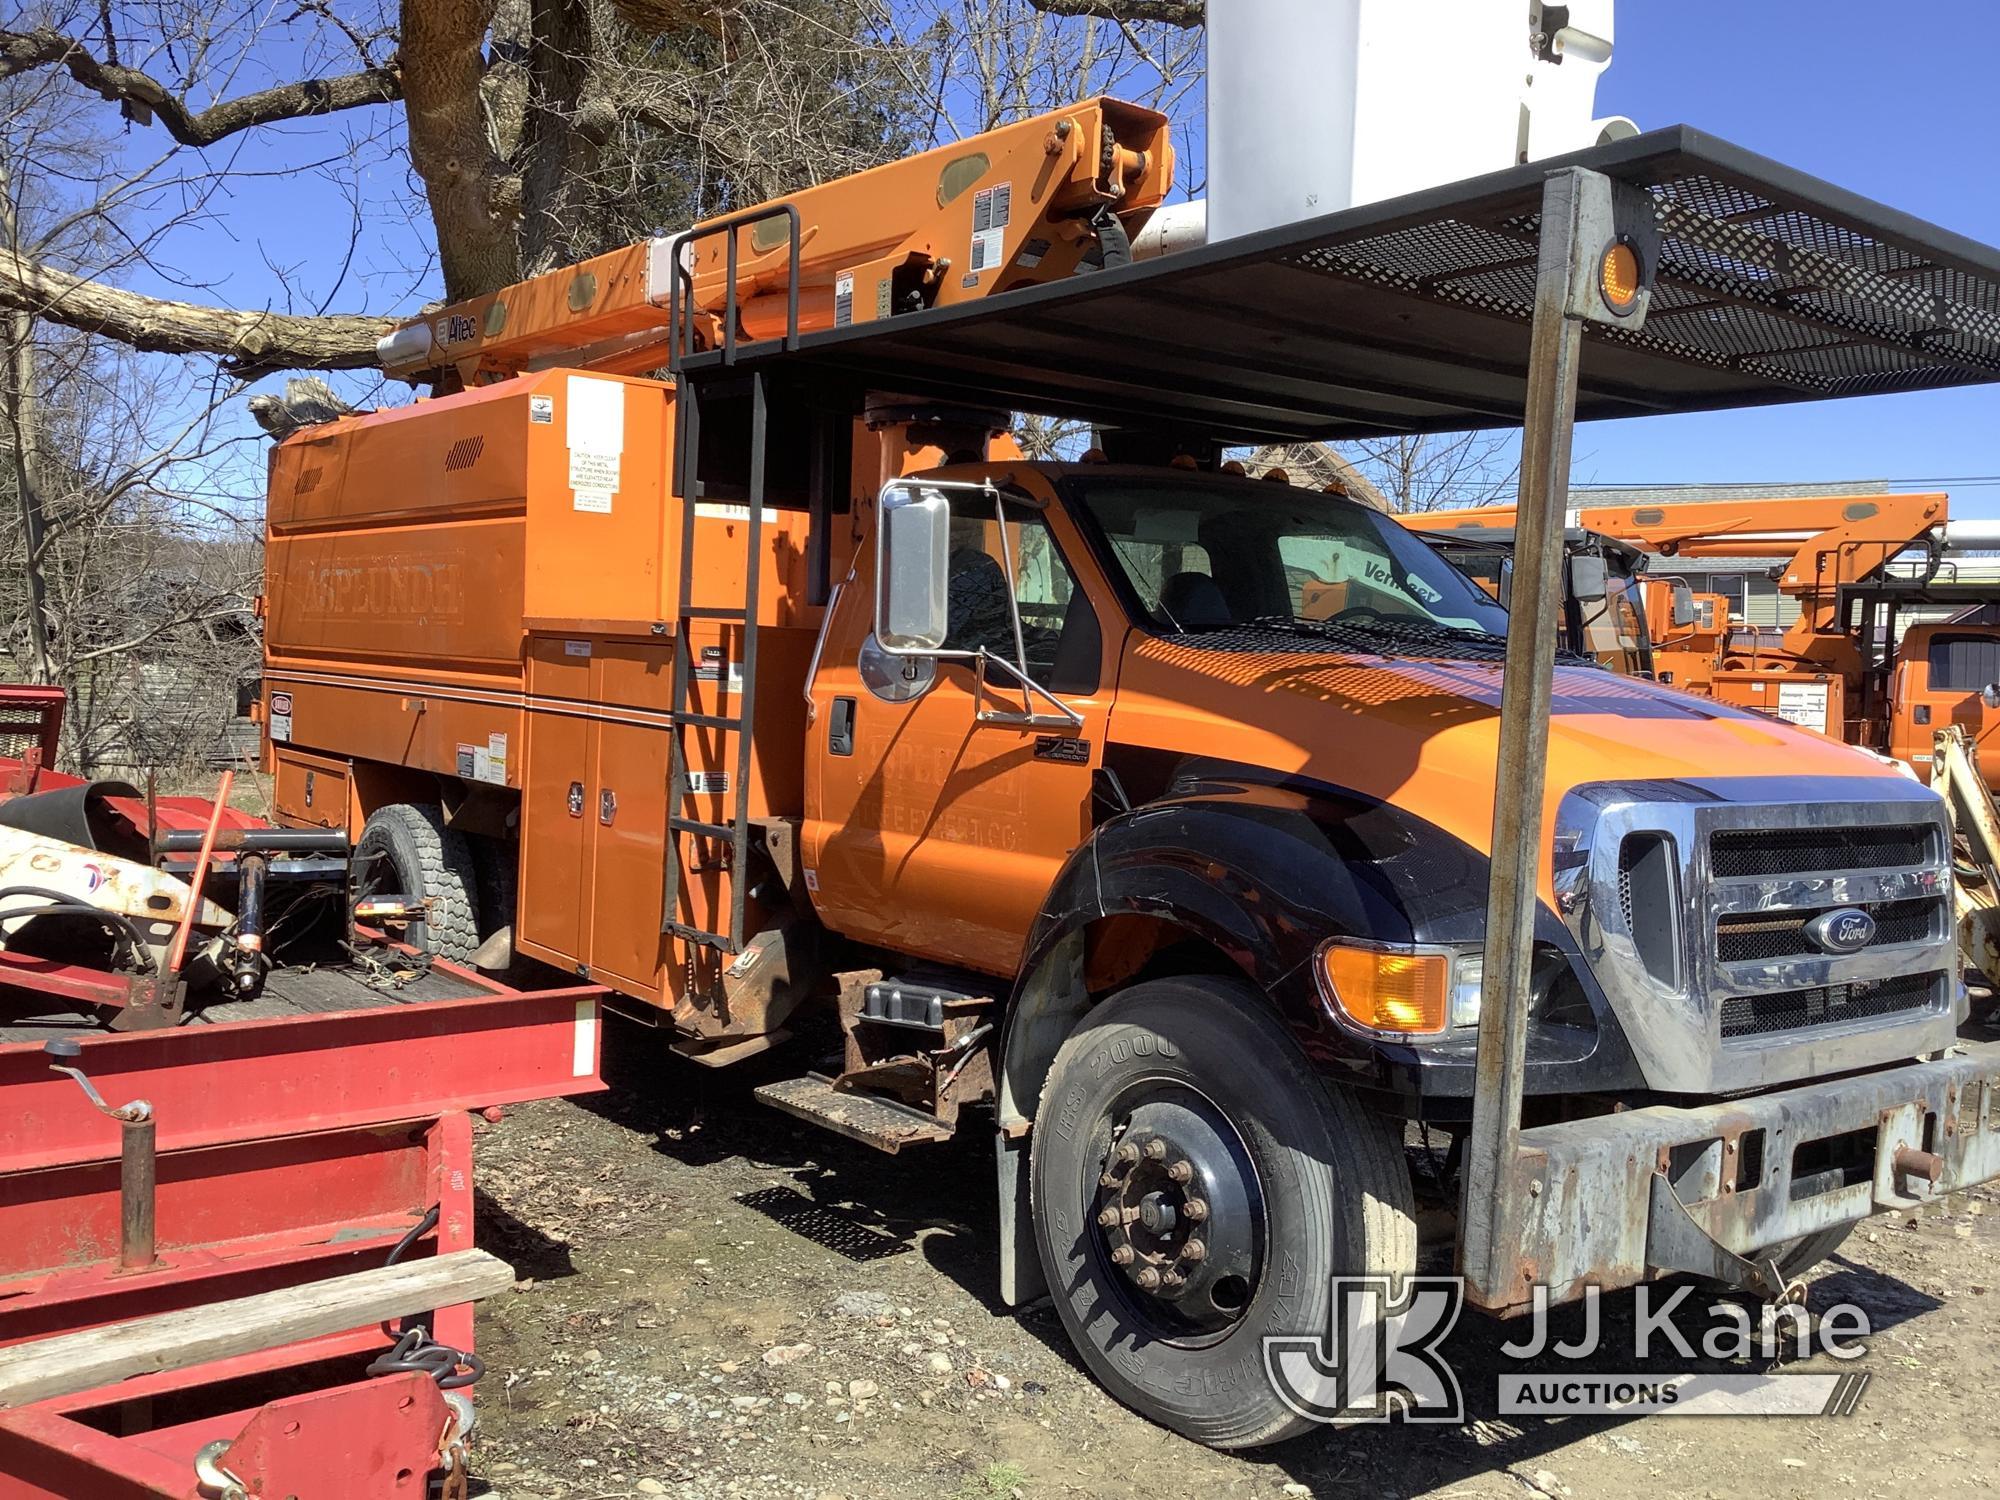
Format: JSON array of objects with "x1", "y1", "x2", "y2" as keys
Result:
[{"x1": 357, "y1": 802, "x2": 481, "y2": 963}]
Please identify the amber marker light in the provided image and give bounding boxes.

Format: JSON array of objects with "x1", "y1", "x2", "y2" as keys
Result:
[
  {"x1": 1599, "y1": 240, "x2": 1642, "y2": 315},
  {"x1": 1319, "y1": 941, "x2": 1450, "y2": 1035}
]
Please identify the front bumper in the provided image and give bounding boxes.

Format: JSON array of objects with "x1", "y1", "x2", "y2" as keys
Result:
[{"x1": 1477, "y1": 1040, "x2": 2000, "y2": 1313}]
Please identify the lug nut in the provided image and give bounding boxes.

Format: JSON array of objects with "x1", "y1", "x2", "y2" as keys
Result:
[
  {"x1": 1161, "y1": 1271, "x2": 1185, "y2": 1289},
  {"x1": 1135, "y1": 1267, "x2": 1161, "y2": 1289},
  {"x1": 1167, "y1": 1160, "x2": 1192, "y2": 1183},
  {"x1": 1116, "y1": 1141, "x2": 1140, "y2": 1164},
  {"x1": 1143, "y1": 1138, "x2": 1168, "y2": 1160},
  {"x1": 1098, "y1": 1171, "x2": 1118, "y2": 1187},
  {"x1": 1184, "y1": 1197, "x2": 1208, "y2": 1222},
  {"x1": 1110, "y1": 1245, "x2": 1135, "y2": 1265},
  {"x1": 1097, "y1": 1207, "x2": 1120, "y2": 1227},
  {"x1": 1182, "y1": 1239, "x2": 1207, "y2": 1263}
]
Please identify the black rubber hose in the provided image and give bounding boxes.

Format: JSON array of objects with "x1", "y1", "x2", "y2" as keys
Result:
[{"x1": 0, "y1": 887, "x2": 156, "y2": 971}]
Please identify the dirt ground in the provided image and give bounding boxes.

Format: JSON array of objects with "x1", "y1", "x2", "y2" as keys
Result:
[{"x1": 469, "y1": 1024, "x2": 2000, "y2": 1500}]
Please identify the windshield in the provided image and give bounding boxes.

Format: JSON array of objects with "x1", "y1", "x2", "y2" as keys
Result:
[{"x1": 1061, "y1": 472, "x2": 1513, "y2": 655}]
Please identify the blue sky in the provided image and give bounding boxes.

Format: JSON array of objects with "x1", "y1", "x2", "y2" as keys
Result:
[
  {"x1": 1575, "y1": 4, "x2": 2000, "y2": 504},
  {"x1": 114, "y1": 2, "x2": 2000, "y2": 511}
]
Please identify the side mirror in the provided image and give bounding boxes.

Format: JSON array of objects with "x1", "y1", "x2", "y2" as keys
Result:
[
  {"x1": 876, "y1": 482, "x2": 951, "y2": 651},
  {"x1": 1497, "y1": 557, "x2": 1515, "y2": 610},
  {"x1": 1565, "y1": 552, "x2": 1607, "y2": 601},
  {"x1": 1671, "y1": 581, "x2": 1696, "y2": 630}
]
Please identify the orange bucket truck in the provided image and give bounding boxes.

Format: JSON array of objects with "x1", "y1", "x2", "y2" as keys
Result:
[{"x1": 260, "y1": 102, "x2": 2000, "y2": 1445}]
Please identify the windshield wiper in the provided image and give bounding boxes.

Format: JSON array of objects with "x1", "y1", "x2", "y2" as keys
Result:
[
  {"x1": 1240, "y1": 614, "x2": 1506, "y2": 650},
  {"x1": 1217, "y1": 614, "x2": 1595, "y2": 667}
]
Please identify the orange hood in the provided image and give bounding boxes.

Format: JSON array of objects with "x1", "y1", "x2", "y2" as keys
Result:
[{"x1": 1108, "y1": 636, "x2": 1911, "y2": 904}]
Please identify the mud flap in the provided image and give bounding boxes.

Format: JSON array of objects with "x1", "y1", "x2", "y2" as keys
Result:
[{"x1": 997, "y1": 1129, "x2": 1046, "y2": 1307}]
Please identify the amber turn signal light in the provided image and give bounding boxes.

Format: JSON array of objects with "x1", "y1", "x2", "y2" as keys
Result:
[
  {"x1": 1599, "y1": 241, "x2": 1641, "y2": 315},
  {"x1": 1319, "y1": 943, "x2": 1449, "y2": 1035}
]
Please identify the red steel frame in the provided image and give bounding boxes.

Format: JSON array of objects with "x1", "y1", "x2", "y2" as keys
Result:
[
  {"x1": 0, "y1": 689, "x2": 64, "y2": 799},
  {"x1": 0, "y1": 957, "x2": 607, "y2": 1498}
]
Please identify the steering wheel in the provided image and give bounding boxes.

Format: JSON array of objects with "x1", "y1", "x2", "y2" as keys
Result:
[{"x1": 1327, "y1": 604, "x2": 1390, "y2": 627}]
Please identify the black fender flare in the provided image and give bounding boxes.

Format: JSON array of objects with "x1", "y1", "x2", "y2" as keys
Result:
[
  {"x1": 991, "y1": 771, "x2": 1497, "y2": 1304},
  {"x1": 998, "y1": 775, "x2": 1494, "y2": 1121}
]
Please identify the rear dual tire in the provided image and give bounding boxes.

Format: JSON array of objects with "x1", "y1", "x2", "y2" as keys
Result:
[
  {"x1": 353, "y1": 803, "x2": 481, "y2": 963},
  {"x1": 1030, "y1": 976, "x2": 1416, "y2": 1449}
]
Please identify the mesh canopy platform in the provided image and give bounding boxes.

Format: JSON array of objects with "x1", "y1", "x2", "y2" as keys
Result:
[{"x1": 678, "y1": 127, "x2": 2000, "y2": 443}]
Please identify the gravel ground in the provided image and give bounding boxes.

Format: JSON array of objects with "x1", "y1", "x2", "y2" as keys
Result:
[{"x1": 469, "y1": 1023, "x2": 2000, "y2": 1500}]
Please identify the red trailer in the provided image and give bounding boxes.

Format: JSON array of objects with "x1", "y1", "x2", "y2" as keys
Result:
[{"x1": 0, "y1": 692, "x2": 606, "y2": 1497}]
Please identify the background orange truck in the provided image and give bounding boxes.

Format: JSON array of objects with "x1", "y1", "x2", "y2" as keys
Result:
[
  {"x1": 256, "y1": 101, "x2": 2000, "y2": 1446},
  {"x1": 1410, "y1": 492, "x2": 2000, "y2": 781}
]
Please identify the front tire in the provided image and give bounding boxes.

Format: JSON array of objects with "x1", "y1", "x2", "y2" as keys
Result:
[{"x1": 1029, "y1": 975, "x2": 1416, "y2": 1449}]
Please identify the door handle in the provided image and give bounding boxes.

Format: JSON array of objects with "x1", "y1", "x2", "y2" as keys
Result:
[
  {"x1": 599, "y1": 788, "x2": 617, "y2": 825},
  {"x1": 829, "y1": 696, "x2": 855, "y2": 756}
]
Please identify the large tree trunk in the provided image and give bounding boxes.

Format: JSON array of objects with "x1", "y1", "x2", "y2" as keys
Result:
[
  {"x1": 517, "y1": 0, "x2": 597, "y2": 276},
  {"x1": 401, "y1": 0, "x2": 525, "y2": 299}
]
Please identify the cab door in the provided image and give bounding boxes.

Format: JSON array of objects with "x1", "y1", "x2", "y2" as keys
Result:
[
  {"x1": 804, "y1": 487, "x2": 1116, "y2": 977},
  {"x1": 1892, "y1": 624, "x2": 2000, "y2": 782}
]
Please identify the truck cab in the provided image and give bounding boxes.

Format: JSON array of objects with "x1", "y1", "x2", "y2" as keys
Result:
[
  {"x1": 1887, "y1": 621, "x2": 2000, "y2": 775},
  {"x1": 816, "y1": 460, "x2": 1959, "y2": 1109}
]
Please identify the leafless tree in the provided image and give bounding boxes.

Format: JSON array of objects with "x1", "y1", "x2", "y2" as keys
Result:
[
  {"x1": 0, "y1": 316, "x2": 264, "y2": 773},
  {"x1": 1, "y1": 17, "x2": 278, "y2": 765},
  {"x1": 1341, "y1": 430, "x2": 1523, "y2": 515},
  {"x1": 877, "y1": 0, "x2": 1202, "y2": 202}
]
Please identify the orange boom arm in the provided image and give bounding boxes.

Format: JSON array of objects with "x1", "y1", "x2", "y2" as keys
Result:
[{"x1": 378, "y1": 98, "x2": 1173, "y2": 388}]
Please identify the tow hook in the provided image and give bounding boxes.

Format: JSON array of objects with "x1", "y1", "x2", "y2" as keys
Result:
[
  {"x1": 437, "y1": 1391, "x2": 477, "y2": 1500},
  {"x1": 193, "y1": 1440, "x2": 247, "y2": 1500}
]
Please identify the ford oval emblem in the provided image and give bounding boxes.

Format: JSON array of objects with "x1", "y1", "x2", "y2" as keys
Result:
[{"x1": 1804, "y1": 907, "x2": 1876, "y2": 955}]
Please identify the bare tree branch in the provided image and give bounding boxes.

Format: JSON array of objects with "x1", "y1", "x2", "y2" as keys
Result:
[
  {"x1": 0, "y1": 249, "x2": 389, "y2": 372},
  {"x1": 1026, "y1": 0, "x2": 1202, "y2": 29},
  {"x1": 0, "y1": 26, "x2": 402, "y2": 147}
]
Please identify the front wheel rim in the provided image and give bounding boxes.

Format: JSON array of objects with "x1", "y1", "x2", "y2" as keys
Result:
[{"x1": 1087, "y1": 1081, "x2": 1266, "y2": 1343}]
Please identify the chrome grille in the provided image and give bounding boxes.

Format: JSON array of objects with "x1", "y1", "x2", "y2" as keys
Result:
[
  {"x1": 1714, "y1": 896, "x2": 1940, "y2": 963},
  {"x1": 1709, "y1": 823, "x2": 1939, "y2": 878},
  {"x1": 1704, "y1": 812, "x2": 1952, "y2": 1052},
  {"x1": 1555, "y1": 776, "x2": 1960, "y2": 1095},
  {"x1": 1720, "y1": 973, "x2": 1941, "y2": 1039}
]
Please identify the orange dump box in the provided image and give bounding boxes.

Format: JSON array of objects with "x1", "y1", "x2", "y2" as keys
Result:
[{"x1": 264, "y1": 369, "x2": 818, "y2": 1010}]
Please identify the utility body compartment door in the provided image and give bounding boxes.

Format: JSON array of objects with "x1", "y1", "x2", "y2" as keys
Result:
[{"x1": 519, "y1": 636, "x2": 595, "y2": 971}]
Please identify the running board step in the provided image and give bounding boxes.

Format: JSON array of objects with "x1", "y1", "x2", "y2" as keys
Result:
[{"x1": 754, "y1": 1073, "x2": 955, "y2": 1154}]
